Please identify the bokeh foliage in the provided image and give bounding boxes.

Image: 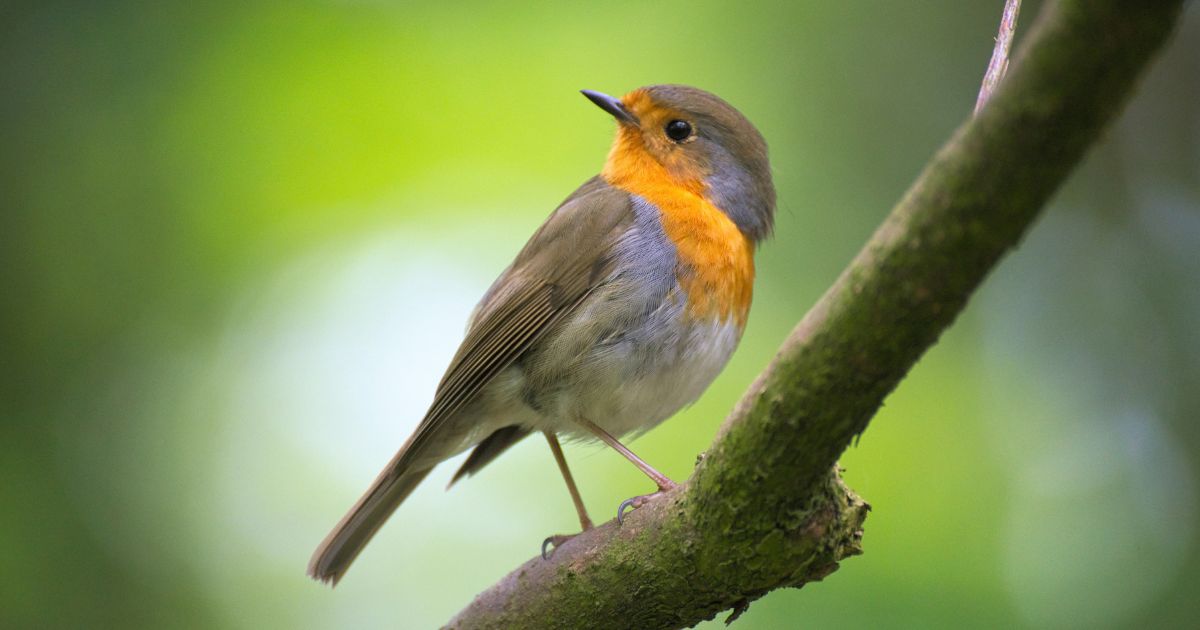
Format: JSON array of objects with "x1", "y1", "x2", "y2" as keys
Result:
[{"x1": 2, "y1": 1, "x2": 1198, "y2": 628}]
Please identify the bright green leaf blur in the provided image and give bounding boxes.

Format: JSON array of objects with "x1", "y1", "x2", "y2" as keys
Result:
[{"x1": 3, "y1": 1, "x2": 1199, "y2": 628}]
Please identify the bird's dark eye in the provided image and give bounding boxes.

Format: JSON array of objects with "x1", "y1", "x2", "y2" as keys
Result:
[{"x1": 665, "y1": 119, "x2": 693, "y2": 142}]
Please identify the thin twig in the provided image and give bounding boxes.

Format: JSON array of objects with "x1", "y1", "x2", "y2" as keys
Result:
[
  {"x1": 975, "y1": 0, "x2": 1023, "y2": 114},
  {"x1": 447, "y1": 1, "x2": 1185, "y2": 627}
]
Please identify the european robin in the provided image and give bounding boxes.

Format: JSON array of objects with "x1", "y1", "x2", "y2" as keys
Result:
[{"x1": 309, "y1": 85, "x2": 775, "y2": 585}]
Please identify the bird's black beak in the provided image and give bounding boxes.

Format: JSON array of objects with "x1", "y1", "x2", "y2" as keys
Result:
[{"x1": 581, "y1": 90, "x2": 639, "y2": 127}]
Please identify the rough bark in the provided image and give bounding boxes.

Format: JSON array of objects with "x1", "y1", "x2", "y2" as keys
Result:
[{"x1": 447, "y1": 1, "x2": 1187, "y2": 627}]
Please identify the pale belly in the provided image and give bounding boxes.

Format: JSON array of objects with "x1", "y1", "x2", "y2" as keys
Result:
[
  {"x1": 408, "y1": 308, "x2": 745, "y2": 470},
  {"x1": 553, "y1": 315, "x2": 742, "y2": 438},
  {"x1": 480, "y1": 292, "x2": 744, "y2": 440},
  {"x1": 444, "y1": 193, "x2": 751, "y2": 451}
]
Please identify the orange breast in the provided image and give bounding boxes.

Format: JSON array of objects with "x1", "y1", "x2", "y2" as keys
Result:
[{"x1": 602, "y1": 137, "x2": 755, "y2": 327}]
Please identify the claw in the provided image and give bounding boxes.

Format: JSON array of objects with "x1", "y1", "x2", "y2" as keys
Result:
[
  {"x1": 616, "y1": 478, "x2": 681, "y2": 525},
  {"x1": 541, "y1": 533, "x2": 576, "y2": 560},
  {"x1": 616, "y1": 488, "x2": 674, "y2": 525},
  {"x1": 617, "y1": 497, "x2": 638, "y2": 524}
]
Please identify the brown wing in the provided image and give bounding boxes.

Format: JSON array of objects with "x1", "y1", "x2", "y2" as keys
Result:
[
  {"x1": 406, "y1": 176, "x2": 630, "y2": 463},
  {"x1": 309, "y1": 177, "x2": 633, "y2": 584}
]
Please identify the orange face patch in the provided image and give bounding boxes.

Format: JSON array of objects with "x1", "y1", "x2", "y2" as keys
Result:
[
  {"x1": 605, "y1": 90, "x2": 710, "y2": 192},
  {"x1": 600, "y1": 91, "x2": 755, "y2": 328}
]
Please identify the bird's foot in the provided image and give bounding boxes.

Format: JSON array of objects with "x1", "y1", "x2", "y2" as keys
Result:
[
  {"x1": 617, "y1": 479, "x2": 679, "y2": 524},
  {"x1": 541, "y1": 533, "x2": 580, "y2": 560}
]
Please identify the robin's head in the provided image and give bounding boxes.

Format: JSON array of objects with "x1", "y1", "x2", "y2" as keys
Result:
[{"x1": 583, "y1": 85, "x2": 775, "y2": 242}]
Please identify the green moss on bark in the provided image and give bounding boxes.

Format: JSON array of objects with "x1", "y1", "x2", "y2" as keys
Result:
[{"x1": 447, "y1": 1, "x2": 1186, "y2": 628}]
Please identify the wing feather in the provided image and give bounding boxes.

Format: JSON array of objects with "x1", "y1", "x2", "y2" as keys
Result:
[
  {"x1": 310, "y1": 178, "x2": 637, "y2": 584},
  {"x1": 403, "y1": 180, "x2": 632, "y2": 462}
]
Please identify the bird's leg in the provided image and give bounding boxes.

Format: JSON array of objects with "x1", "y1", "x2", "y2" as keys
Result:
[
  {"x1": 544, "y1": 431, "x2": 593, "y2": 531},
  {"x1": 575, "y1": 417, "x2": 677, "y2": 490},
  {"x1": 574, "y1": 417, "x2": 679, "y2": 523},
  {"x1": 541, "y1": 431, "x2": 593, "y2": 559}
]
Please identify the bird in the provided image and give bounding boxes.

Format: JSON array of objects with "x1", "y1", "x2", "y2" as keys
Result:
[{"x1": 308, "y1": 84, "x2": 775, "y2": 585}]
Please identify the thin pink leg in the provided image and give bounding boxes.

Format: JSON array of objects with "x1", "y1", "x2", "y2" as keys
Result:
[
  {"x1": 543, "y1": 431, "x2": 593, "y2": 531},
  {"x1": 574, "y1": 417, "x2": 679, "y2": 524}
]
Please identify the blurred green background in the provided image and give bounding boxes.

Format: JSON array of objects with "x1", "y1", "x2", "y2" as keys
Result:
[{"x1": 3, "y1": 1, "x2": 1198, "y2": 628}]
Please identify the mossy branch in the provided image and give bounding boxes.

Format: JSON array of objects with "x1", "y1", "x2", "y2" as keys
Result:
[{"x1": 447, "y1": 1, "x2": 1186, "y2": 627}]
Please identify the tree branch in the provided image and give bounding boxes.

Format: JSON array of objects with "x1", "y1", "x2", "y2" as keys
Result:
[
  {"x1": 447, "y1": 1, "x2": 1186, "y2": 627},
  {"x1": 976, "y1": 0, "x2": 1023, "y2": 115}
]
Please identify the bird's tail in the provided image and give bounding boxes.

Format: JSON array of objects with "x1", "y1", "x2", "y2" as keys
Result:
[{"x1": 307, "y1": 460, "x2": 432, "y2": 586}]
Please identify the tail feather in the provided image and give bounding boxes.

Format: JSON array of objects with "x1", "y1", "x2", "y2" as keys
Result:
[
  {"x1": 308, "y1": 464, "x2": 432, "y2": 586},
  {"x1": 447, "y1": 425, "x2": 530, "y2": 488}
]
